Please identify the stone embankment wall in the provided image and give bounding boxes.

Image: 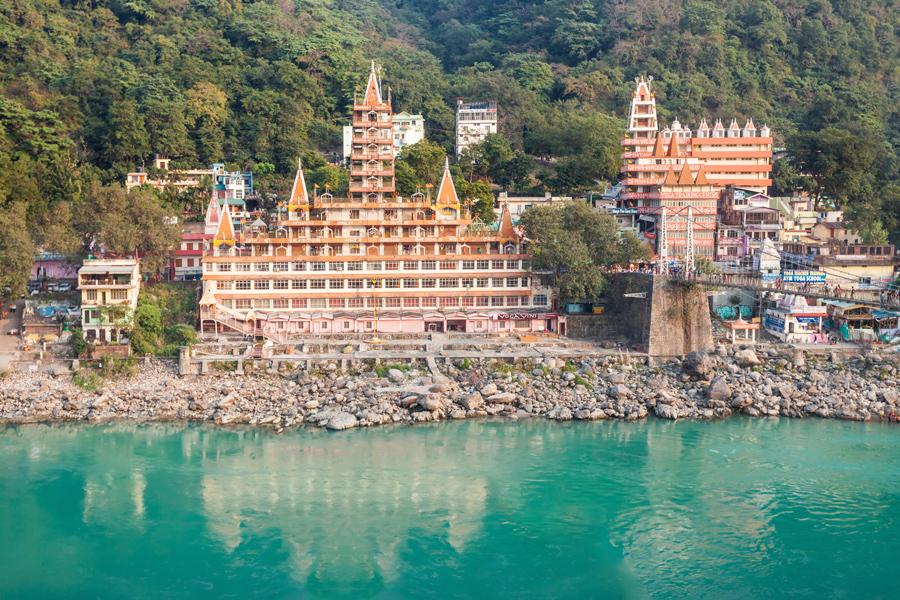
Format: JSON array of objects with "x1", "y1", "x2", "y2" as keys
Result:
[
  {"x1": 567, "y1": 274, "x2": 712, "y2": 356},
  {"x1": 1, "y1": 345, "x2": 896, "y2": 429}
]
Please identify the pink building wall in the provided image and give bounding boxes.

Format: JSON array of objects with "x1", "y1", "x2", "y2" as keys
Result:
[{"x1": 31, "y1": 259, "x2": 78, "y2": 280}]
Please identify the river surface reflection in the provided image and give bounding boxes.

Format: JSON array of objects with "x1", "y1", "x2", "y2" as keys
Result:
[{"x1": 1, "y1": 419, "x2": 898, "y2": 598}]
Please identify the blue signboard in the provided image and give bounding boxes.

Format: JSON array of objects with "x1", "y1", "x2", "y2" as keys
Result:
[
  {"x1": 764, "y1": 313, "x2": 785, "y2": 331},
  {"x1": 783, "y1": 271, "x2": 826, "y2": 283}
]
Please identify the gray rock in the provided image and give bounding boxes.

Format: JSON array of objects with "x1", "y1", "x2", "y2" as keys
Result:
[
  {"x1": 608, "y1": 372, "x2": 626, "y2": 384},
  {"x1": 734, "y1": 349, "x2": 761, "y2": 367},
  {"x1": 479, "y1": 383, "x2": 498, "y2": 396},
  {"x1": 707, "y1": 377, "x2": 732, "y2": 402},
  {"x1": 417, "y1": 395, "x2": 444, "y2": 411},
  {"x1": 486, "y1": 392, "x2": 517, "y2": 405},
  {"x1": 654, "y1": 403, "x2": 679, "y2": 420},
  {"x1": 562, "y1": 372, "x2": 576, "y2": 382},
  {"x1": 609, "y1": 384, "x2": 630, "y2": 400},
  {"x1": 460, "y1": 392, "x2": 483, "y2": 410},
  {"x1": 791, "y1": 350, "x2": 805, "y2": 368},
  {"x1": 387, "y1": 368, "x2": 406, "y2": 383},
  {"x1": 683, "y1": 351, "x2": 713, "y2": 378},
  {"x1": 326, "y1": 412, "x2": 358, "y2": 431}
]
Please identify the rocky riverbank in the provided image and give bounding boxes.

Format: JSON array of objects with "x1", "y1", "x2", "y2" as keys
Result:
[{"x1": 1, "y1": 345, "x2": 898, "y2": 429}]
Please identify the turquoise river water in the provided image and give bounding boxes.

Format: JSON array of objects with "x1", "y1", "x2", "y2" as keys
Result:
[{"x1": 1, "y1": 419, "x2": 898, "y2": 599}]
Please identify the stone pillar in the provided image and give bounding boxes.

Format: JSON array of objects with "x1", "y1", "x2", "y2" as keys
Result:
[
  {"x1": 200, "y1": 361, "x2": 209, "y2": 375},
  {"x1": 178, "y1": 346, "x2": 191, "y2": 375},
  {"x1": 235, "y1": 360, "x2": 244, "y2": 375}
]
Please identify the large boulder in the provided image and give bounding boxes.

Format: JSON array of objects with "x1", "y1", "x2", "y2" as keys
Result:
[
  {"x1": 460, "y1": 392, "x2": 483, "y2": 410},
  {"x1": 734, "y1": 348, "x2": 761, "y2": 367},
  {"x1": 417, "y1": 394, "x2": 444, "y2": 411},
  {"x1": 707, "y1": 377, "x2": 732, "y2": 402},
  {"x1": 325, "y1": 412, "x2": 358, "y2": 431},
  {"x1": 683, "y1": 351, "x2": 713, "y2": 378},
  {"x1": 486, "y1": 392, "x2": 517, "y2": 405},
  {"x1": 609, "y1": 384, "x2": 630, "y2": 400},
  {"x1": 387, "y1": 368, "x2": 407, "y2": 383},
  {"x1": 654, "y1": 403, "x2": 679, "y2": 420},
  {"x1": 479, "y1": 383, "x2": 498, "y2": 396}
]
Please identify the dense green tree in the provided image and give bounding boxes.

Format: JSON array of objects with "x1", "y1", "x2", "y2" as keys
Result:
[
  {"x1": 0, "y1": 202, "x2": 36, "y2": 297},
  {"x1": 395, "y1": 140, "x2": 446, "y2": 196},
  {"x1": 519, "y1": 201, "x2": 649, "y2": 302}
]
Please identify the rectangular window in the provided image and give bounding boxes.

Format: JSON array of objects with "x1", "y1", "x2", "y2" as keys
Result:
[
  {"x1": 236, "y1": 280, "x2": 251, "y2": 290},
  {"x1": 291, "y1": 261, "x2": 305, "y2": 271},
  {"x1": 255, "y1": 263, "x2": 270, "y2": 271},
  {"x1": 292, "y1": 298, "x2": 307, "y2": 308},
  {"x1": 462, "y1": 260, "x2": 475, "y2": 269},
  {"x1": 439, "y1": 278, "x2": 457, "y2": 288},
  {"x1": 110, "y1": 290, "x2": 128, "y2": 301},
  {"x1": 367, "y1": 298, "x2": 383, "y2": 308},
  {"x1": 254, "y1": 299, "x2": 271, "y2": 309},
  {"x1": 506, "y1": 296, "x2": 520, "y2": 306},
  {"x1": 385, "y1": 279, "x2": 400, "y2": 289},
  {"x1": 274, "y1": 280, "x2": 288, "y2": 290},
  {"x1": 329, "y1": 279, "x2": 344, "y2": 289},
  {"x1": 331, "y1": 262, "x2": 344, "y2": 271},
  {"x1": 506, "y1": 260, "x2": 519, "y2": 269},
  {"x1": 218, "y1": 281, "x2": 233, "y2": 290},
  {"x1": 477, "y1": 278, "x2": 489, "y2": 288},
  {"x1": 253, "y1": 280, "x2": 271, "y2": 290},
  {"x1": 273, "y1": 298, "x2": 289, "y2": 309},
  {"x1": 403, "y1": 298, "x2": 419, "y2": 307},
  {"x1": 86, "y1": 290, "x2": 97, "y2": 301},
  {"x1": 350, "y1": 209, "x2": 360, "y2": 219},
  {"x1": 421, "y1": 297, "x2": 437, "y2": 307},
  {"x1": 385, "y1": 298, "x2": 401, "y2": 308},
  {"x1": 492, "y1": 296, "x2": 504, "y2": 306},
  {"x1": 492, "y1": 260, "x2": 504, "y2": 269},
  {"x1": 329, "y1": 298, "x2": 345, "y2": 308},
  {"x1": 291, "y1": 280, "x2": 307, "y2": 289},
  {"x1": 236, "y1": 263, "x2": 251, "y2": 272},
  {"x1": 343, "y1": 321, "x2": 352, "y2": 330},
  {"x1": 217, "y1": 263, "x2": 232, "y2": 272},
  {"x1": 385, "y1": 261, "x2": 399, "y2": 271},
  {"x1": 477, "y1": 260, "x2": 489, "y2": 270},
  {"x1": 235, "y1": 299, "x2": 252, "y2": 309},
  {"x1": 312, "y1": 262, "x2": 326, "y2": 271},
  {"x1": 507, "y1": 277, "x2": 519, "y2": 288},
  {"x1": 310, "y1": 298, "x2": 327, "y2": 308},
  {"x1": 404, "y1": 261, "x2": 418, "y2": 270},
  {"x1": 367, "y1": 279, "x2": 382, "y2": 289},
  {"x1": 439, "y1": 297, "x2": 458, "y2": 307},
  {"x1": 521, "y1": 260, "x2": 530, "y2": 270},
  {"x1": 348, "y1": 279, "x2": 364, "y2": 289},
  {"x1": 403, "y1": 279, "x2": 419, "y2": 288},
  {"x1": 533, "y1": 295, "x2": 548, "y2": 306},
  {"x1": 368, "y1": 261, "x2": 383, "y2": 271},
  {"x1": 462, "y1": 296, "x2": 475, "y2": 307},
  {"x1": 274, "y1": 262, "x2": 288, "y2": 272},
  {"x1": 347, "y1": 298, "x2": 364, "y2": 308},
  {"x1": 440, "y1": 260, "x2": 457, "y2": 270},
  {"x1": 422, "y1": 278, "x2": 436, "y2": 288},
  {"x1": 310, "y1": 280, "x2": 325, "y2": 289},
  {"x1": 347, "y1": 261, "x2": 363, "y2": 271},
  {"x1": 493, "y1": 278, "x2": 505, "y2": 288},
  {"x1": 422, "y1": 260, "x2": 436, "y2": 270}
]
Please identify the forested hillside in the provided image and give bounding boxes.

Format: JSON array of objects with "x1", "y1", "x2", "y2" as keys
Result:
[{"x1": 0, "y1": 0, "x2": 897, "y2": 293}]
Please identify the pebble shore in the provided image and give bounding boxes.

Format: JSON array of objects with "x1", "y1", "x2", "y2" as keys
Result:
[{"x1": 1, "y1": 345, "x2": 898, "y2": 429}]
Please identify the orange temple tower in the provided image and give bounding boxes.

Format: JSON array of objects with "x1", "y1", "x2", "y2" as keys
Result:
[{"x1": 199, "y1": 64, "x2": 561, "y2": 339}]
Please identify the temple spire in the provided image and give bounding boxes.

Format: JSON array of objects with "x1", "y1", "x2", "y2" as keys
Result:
[
  {"x1": 213, "y1": 202, "x2": 235, "y2": 246},
  {"x1": 666, "y1": 133, "x2": 682, "y2": 158},
  {"x1": 203, "y1": 194, "x2": 220, "y2": 235},
  {"x1": 288, "y1": 157, "x2": 310, "y2": 208},
  {"x1": 435, "y1": 157, "x2": 460, "y2": 207},
  {"x1": 363, "y1": 60, "x2": 382, "y2": 106}
]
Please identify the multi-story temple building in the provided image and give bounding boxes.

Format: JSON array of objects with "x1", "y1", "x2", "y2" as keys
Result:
[
  {"x1": 619, "y1": 76, "x2": 773, "y2": 263},
  {"x1": 199, "y1": 63, "x2": 561, "y2": 339}
]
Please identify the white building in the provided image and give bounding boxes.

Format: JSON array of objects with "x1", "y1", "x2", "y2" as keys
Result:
[
  {"x1": 342, "y1": 113, "x2": 426, "y2": 161},
  {"x1": 497, "y1": 192, "x2": 571, "y2": 223},
  {"x1": 78, "y1": 258, "x2": 141, "y2": 345},
  {"x1": 456, "y1": 99, "x2": 498, "y2": 156}
]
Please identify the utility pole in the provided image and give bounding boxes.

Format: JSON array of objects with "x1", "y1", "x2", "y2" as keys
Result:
[
  {"x1": 685, "y1": 206, "x2": 695, "y2": 275},
  {"x1": 658, "y1": 207, "x2": 669, "y2": 274}
]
